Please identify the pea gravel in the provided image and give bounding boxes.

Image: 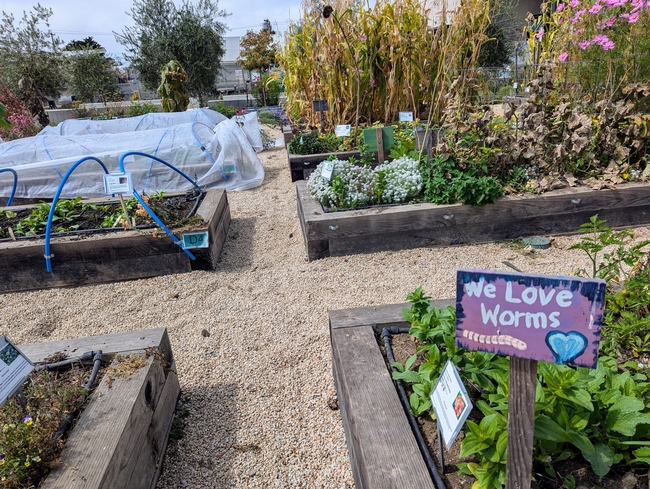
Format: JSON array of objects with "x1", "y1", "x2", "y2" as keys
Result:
[{"x1": 1, "y1": 125, "x2": 648, "y2": 489}]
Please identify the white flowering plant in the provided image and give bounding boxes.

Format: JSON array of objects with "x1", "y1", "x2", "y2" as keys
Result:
[{"x1": 307, "y1": 156, "x2": 423, "y2": 209}]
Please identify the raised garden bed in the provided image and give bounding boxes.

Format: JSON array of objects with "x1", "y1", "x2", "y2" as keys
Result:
[
  {"x1": 298, "y1": 180, "x2": 650, "y2": 260},
  {"x1": 329, "y1": 301, "x2": 453, "y2": 489},
  {"x1": 18, "y1": 327, "x2": 179, "y2": 489},
  {"x1": 0, "y1": 188, "x2": 230, "y2": 293}
]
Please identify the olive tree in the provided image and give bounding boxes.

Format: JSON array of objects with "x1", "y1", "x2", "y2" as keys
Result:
[
  {"x1": 115, "y1": 0, "x2": 228, "y2": 106},
  {"x1": 0, "y1": 5, "x2": 66, "y2": 125}
]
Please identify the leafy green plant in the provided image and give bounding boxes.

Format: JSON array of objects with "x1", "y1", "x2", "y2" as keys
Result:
[
  {"x1": 288, "y1": 133, "x2": 330, "y2": 155},
  {"x1": 568, "y1": 215, "x2": 650, "y2": 283},
  {"x1": 0, "y1": 367, "x2": 89, "y2": 487},
  {"x1": 212, "y1": 102, "x2": 237, "y2": 118},
  {"x1": 422, "y1": 157, "x2": 504, "y2": 206},
  {"x1": 126, "y1": 101, "x2": 158, "y2": 117},
  {"x1": 397, "y1": 270, "x2": 650, "y2": 487}
]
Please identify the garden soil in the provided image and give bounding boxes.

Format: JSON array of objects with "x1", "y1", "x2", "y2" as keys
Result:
[{"x1": 1, "y1": 124, "x2": 649, "y2": 489}]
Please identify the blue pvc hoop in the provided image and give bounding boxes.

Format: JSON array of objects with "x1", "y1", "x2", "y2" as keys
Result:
[
  {"x1": 0, "y1": 168, "x2": 18, "y2": 207},
  {"x1": 44, "y1": 156, "x2": 110, "y2": 272}
]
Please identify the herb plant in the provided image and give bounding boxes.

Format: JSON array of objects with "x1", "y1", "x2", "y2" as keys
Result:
[{"x1": 395, "y1": 219, "x2": 650, "y2": 488}]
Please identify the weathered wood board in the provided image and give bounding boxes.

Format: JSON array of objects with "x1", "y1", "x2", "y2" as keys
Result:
[
  {"x1": 330, "y1": 300, "x2": 453, "y2": 489},
  {"x1": 20, "y1": 328, "x2": 179, "y2": 489},
  {"x1": 288, "y1": 150, "x2": 363, "y2": 182},
  {"x1": 0, "y1": 189, "x2": 230, "y2": 292},
  {"x1": 298, "y1": 180, "x2": 650, "y2": 260}
]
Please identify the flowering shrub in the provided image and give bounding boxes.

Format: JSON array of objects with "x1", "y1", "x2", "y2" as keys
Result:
[
  {"x1": 0, "y1": 86, "x2": 39, "y2": 141},
  {"x1": 307, "y1": 156, "x2": 422, "y2": 209},
  {"x1": 531, "y1": 0, "x2": 650, "y2": 88}
]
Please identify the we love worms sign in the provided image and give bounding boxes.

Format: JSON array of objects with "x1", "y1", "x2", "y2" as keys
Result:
[{"x1": 455, "y1": 269, "x2": 607, "y2": 368}]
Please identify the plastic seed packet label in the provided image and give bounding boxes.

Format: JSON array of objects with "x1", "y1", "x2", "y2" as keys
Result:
[
  {"x1": 0, "y1": 336, "x2": 34, "y2": 409},
  {"x1": 335, "y1": 125, "x2": 351, "y2": 137},
  {"x1": 399, "y1": 111, "x2": 414, "y2": 122},
  {"x1": 430, "y1": 359, "x2": 473, "y2": 450},
  {"x1": 321, "y1": 160, "x2": 335, "y2": 181},
  {"x1": 103, "y1": 172, "x2": 134, "y2": 195}
]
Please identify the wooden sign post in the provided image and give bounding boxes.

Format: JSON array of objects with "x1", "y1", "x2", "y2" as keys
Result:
[{"x1": 455, "y1": 269, "x2": 606, "y2": 489}]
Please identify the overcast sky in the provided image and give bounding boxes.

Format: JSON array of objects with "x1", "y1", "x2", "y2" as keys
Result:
[{"x1": 1, "y1": 0, "x2": 302, "y2": 64}]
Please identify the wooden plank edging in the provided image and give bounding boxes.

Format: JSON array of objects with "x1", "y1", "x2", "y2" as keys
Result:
[
  {"x1": 0, "y1": 189, "x2": 230, "y2": 292},
  {"x1": 299, "y1": 181, "x2": 650, "y2": 260},
  {"x1": 329, "y1": 300, "x2": 452, "y2": 489},
  {"x1": 19, "y1": 328, "x2": 179, "y2": 489}
]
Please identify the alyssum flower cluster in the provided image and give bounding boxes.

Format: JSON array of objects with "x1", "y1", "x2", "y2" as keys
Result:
[{"x1": 307, "y1": 156, "x2": 423, "y2": 209}]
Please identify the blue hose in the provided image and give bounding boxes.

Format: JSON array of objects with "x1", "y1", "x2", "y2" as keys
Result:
[
  {"x1": 190, "y1": 122, "x2": 228, "y2": 180},
  {"x1": 44, "y1": 156, "x2": 110, "y2": 272},
  {"x1": 119, "y1": 151, "x2": 202, "y2": 261},
  {"x1": 0, "y1": 168, "x2": 18, "y2": 207}
]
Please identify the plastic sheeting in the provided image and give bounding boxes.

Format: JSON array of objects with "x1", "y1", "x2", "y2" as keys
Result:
[
  {"x1": 0, "y1": 117, "x2": 265, "y2": 199},
  {"x1": 37, "y1": 108, "x2": 265, "y2": 153}
]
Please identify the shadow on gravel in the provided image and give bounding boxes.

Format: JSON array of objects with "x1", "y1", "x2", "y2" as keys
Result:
[
  {"x1": 261, "y1": 164, "x2": 284, "y2": 184},
  {"x1": 216, "y1": 216, "x2": 256, "y2": 272},
  {"x1": 158, "y1": 383, "x2": 239, "y2": 488}
]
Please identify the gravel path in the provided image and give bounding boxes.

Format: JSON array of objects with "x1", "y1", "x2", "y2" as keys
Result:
[{"x1": 1, "y1": 125, "x2": 647, "y2": 488}]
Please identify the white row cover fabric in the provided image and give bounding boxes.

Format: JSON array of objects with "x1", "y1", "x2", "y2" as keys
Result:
[
  {"x1": 37, "y1": 108, "x2": 264, "y2": 153},
  {"x1": 0, "y1": 116, "x2": 264, "y2": 199}
]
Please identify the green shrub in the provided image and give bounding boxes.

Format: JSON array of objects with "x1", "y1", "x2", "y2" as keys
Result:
[{"x1": 212, "y1": 102, "x2": 237, "y2": 118}]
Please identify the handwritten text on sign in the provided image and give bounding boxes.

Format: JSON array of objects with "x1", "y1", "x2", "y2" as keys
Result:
[{"x1": 455, "y1": 269, "x2": 606, "y2": 368}]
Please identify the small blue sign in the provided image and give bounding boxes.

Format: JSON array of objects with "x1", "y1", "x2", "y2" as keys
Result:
[{"x1": 182, "y1": 232, "x2": 209, "y2": 249}]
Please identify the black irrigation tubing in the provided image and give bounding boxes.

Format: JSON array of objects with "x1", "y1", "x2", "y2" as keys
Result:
[
  {"x1": 186, "y1": 191, "x2": 206, "y2": 219},
  {"x1": 40, "y1": 350, "x2": 104, "y2": 442},
  {"x1": 382, "y1": 326, "x2": 447, "y2": 489}
]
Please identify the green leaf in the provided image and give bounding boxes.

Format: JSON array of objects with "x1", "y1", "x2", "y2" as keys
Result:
[
  {"x1": 534, "y1": 415, "x2": 569, "y2": 443},
  {"x1": 582, "y1": 443, "x2": 613, "y2": 477},
  {"x1": 605, "y1": 411, "x2": 650, "y2": 436},
  {"x1": 564, "y1": 388, "x2": 594, "y2": 412},
  {"x1": 632, "y1": 447, "x2": 650, "y2": 464},
  {"x1": 391, "y1": 361, "x2": 405, "y2": 373},
  {"x1": 460, "y1": 432, "x2": 491, "y2": 458},
  {"x1": 404, "y1": 354, "x2": 417, "y2": 371},
  {"x1": 392, "y1": 370, "x2": 422, "y2": 384},
  {"x1": 610, "y1": 395, "x2": 644, "y2": 414}
]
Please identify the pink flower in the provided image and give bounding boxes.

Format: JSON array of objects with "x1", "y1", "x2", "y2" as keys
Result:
[
  {"x1": 336, "y1": 98, "x2": 341, "y2": 103},
  {"x1": 579, "y1": 40, "x2": 592, "y2": 49},
  {"x1": 569, "y1": 0, "x2": 579, "y2": 6},
  {"x1": 535, "y1": 28, "x2": 545, "y2": 39},
  {"x1": 606, "y1": 15, "x2": 617, "y2": 26},
  {"x1": 628, "y1": 11, "x2": 640, "y2": 21},
  {"x1": 557, "y1": 2, "x2": 565, "y2": 10},
  {"x1": 360, "y1": 35, "x2": 367, "y2": 41},
  {"x1": 558, "y1": 16, "x2": 564, "y2": 22},
  {"x1": 592, "y1": 33, "x2": 609, "y2": 45},
  {"x1": 589, "y1": 3, "x2": 603, "y2": 12},
  {"x1": 558, "y1": 52, "x2": 569, "y2": 61},
  {"x1": 602, "y1": 40, "x2": 615, "y2": 50}
]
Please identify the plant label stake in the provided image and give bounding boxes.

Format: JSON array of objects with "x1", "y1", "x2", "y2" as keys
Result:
[
  {"x1": 455, "y1": 269, "x2": 606, "y2": 489},
  {"x1": 0, "y1": 336, "x2": 34, "y2": 409},
  {"x1": 103, "y1": 173, "x2": 134, "y2": 229},
  {"x1": 312, "y1": 99, "x2": 328, "y2": 133},
  {"x1": 430, "y1": 359, "x2": 473, "y2": 452}
]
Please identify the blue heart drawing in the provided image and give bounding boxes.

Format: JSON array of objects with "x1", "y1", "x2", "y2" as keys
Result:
[{"x1": 545, "y1": 331, "x2": 588, "y2": 364}]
